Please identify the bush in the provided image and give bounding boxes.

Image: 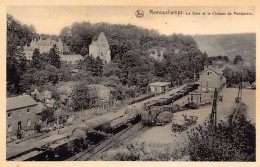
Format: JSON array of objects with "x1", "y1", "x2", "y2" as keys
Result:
[
  {"x1": 187, "y1": 109, "x2": 255, "y2": 161},
  {"x1": 98, "y1": 142, "x2": 188, "y2": 161}
]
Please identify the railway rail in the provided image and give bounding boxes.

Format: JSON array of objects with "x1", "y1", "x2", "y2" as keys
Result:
[{"x1": 66, "y1": 123, "x2": 144, "y2": 161}]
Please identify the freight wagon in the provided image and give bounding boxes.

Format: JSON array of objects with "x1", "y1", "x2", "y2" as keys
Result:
[{"x1": 141, "y1": 83, "x2": 199, "y2": 126}]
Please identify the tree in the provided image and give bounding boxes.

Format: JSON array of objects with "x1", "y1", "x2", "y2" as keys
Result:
[
  {"x1": 70, "y1": 82, "x2": 98, "y2": 111},
  {"x1": 48, "y1": 44, "x2": 61, "y2": 68},
  {"x1": 233, "y1": 55, "x2": 243, "y2": 65},
  {"x1": 31, "y1": 48, "x2": 41, "y2": 69},
  {"x1": 94, "y1": 56, "x2": 103, "y2": 77},
  {"x1": 187, "y1": 104, "x2": 255, "y2": 161},
  {"x1": 41, "y1": 107, "x2": 55, "y2": 124}
]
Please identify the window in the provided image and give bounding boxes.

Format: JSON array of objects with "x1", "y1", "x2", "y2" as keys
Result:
[
  {"x1": 191, "y1": 95, "x2": 193, "y2": 101},
  {"x1": 8, "y1": 124, "x2": 12, "y2": 132},
  {"x1": 27, "y1": 119, "x2": 31, "y2": 127},
  {"x1": 27, "y1": 108, "x2": 30, "y2": 113},
  {"x1": 18, "y1": 110, "x2": 22, "y2": 117},
  {"x1": 8, "y1": 113, "x2": 11, "y2": 118}
]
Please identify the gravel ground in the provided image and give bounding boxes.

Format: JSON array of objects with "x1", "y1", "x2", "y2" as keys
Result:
[
  {"x1": 88, "y1": 88, "x2": 256, "y2": 161},
  {"x1": 241, "y1": 89, "x2": 256, "y2": 124}
]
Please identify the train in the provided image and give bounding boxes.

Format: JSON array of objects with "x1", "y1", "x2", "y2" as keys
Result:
[
  {"x1": 141, "y1": 83, "x2": 199, "y2": 125},
  {"x1": 9, "y1": 83, "x2": 198, "y2": 161}
]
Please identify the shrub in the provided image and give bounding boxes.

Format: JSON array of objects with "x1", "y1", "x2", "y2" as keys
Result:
[{"x1": 187, "y1": 106, "x2": 255, "y2": 161}]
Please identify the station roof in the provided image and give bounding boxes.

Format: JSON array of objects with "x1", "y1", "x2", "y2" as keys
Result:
[
  {"x1": 7, "y1": 95, "x2": 37, "y2": 111},
  {"x1": 149, "y1": 82, "x2": 171, "y2": 87}
]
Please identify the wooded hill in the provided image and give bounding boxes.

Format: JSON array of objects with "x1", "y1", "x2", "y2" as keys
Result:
[
  {"x1": 7, "y1": 14, "x2": 208, "y2": 99},
  {"x1": 192, "y1": 33, "x2": 256, "y2": 63}
]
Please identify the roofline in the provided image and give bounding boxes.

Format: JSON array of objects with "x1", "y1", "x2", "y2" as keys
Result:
[
  {"x1": 6, "y1": 104, "x2": 38, "y2": 112},
  {"x1": 149, "y1": 83, "x2": 171, "y2": 86},
  {"x1": 199, "y1": 67, "x2": 222, "y2": 75}
]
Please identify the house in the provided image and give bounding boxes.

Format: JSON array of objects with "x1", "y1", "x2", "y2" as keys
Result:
[
  {"x1": 6, "y1": 95, "x2": 40, "y2": 135},
  {"x1": 60, "y1": 54, "x2": 83, "y2": 64},
  {"x1": 149, "y1": 82, "x2": 171, "y2": 94},
  {"x1": 198, "y1": 65, "x2": 226, "y2": 92},
  {"x1": 89, "y1": 32, "x2": 111, "y2": 63}
]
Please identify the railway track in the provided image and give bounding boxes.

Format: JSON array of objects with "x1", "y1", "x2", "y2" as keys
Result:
[{"x1": 66, "y1": 123, "x2": 144, "y2": 161}]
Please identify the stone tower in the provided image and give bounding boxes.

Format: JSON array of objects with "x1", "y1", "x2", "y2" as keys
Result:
[{"x1": 89, "y1": 32, "x2": 111, "y2": 63}]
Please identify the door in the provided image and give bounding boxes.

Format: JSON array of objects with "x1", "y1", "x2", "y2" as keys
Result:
[{"x1": 18, "y1": 121, "x2": 22, "y2": 130}]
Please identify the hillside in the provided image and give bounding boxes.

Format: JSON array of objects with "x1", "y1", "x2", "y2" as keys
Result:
[{"x1": 192, "y1": 33, "x2": 256, "y2": 63}]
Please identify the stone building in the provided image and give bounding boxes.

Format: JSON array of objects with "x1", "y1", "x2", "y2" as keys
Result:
[
  {"x1": 198, "y1": 65, "x2": 226, "y2": 92},
  {"x1": 89, "y1": 32, "x2": 111, "y2": 63},
  {"x1": 6, "y1": 95, "x2": 41, "y2": 135},
  {"x1": 23, "y1": 38, "x2": 66, "y2": 60},
  {"x1": 188, "y1": 65, "x2": 226, "y2": 105},
  {"x1": 60, "y1": 54, "x2": 83, "y2": 64}
]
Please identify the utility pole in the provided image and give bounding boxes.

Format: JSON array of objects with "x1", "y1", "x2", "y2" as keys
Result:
[
  {"x1": 211, "y1": 88, "x2": 218, "y2": 128},
  {"x1": 236, "y1": 77, "x2": 243, "y2": 103}
]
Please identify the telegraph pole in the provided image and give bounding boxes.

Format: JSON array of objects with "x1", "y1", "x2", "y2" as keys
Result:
[{"x1": 211, "y1": 88, "x2": 218, "y2": 128}]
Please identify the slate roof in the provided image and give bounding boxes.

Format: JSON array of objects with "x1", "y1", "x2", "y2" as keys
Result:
[{"x1": 7, "y1": 95, "x2": 38, "y2": 111}]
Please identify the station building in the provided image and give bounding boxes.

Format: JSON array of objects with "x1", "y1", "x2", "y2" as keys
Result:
[
  {"x1": 188, "y1": 65, "x2": 226, "y2": 105},
  {"x1": 198, "y1": 65, "x2": 226, "y2": 92}
]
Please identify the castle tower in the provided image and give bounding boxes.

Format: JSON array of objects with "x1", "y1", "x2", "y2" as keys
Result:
[{"x1": 89, "y1": 32, "x2": 111, "y2": 63}]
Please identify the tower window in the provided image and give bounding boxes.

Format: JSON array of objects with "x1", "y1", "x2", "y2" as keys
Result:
[{"x1": 27, "y1": 119, "x2": 31, "y2": 127}]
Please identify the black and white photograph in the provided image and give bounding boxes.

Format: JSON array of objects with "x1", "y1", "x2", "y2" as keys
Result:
[{"x1": 4, "y1": 4, "x2": 256, "y2": 163}]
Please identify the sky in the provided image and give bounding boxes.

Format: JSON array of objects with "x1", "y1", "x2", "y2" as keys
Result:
[{"x1": 7, "y1": 6, "x2": 256, "y2": 35}]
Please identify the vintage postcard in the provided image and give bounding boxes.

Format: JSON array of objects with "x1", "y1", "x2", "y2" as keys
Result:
[{"x1": 0, "y1": 0, "x2": 259, "y2": 167}]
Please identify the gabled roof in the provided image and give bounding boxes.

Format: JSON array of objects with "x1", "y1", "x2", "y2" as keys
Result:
[
  {"x1": 200, "y1": 66, "x2": 223, "y2": 75},
  {"x1": 7, "y1": 95, "x2": 38, "y2": 111}
]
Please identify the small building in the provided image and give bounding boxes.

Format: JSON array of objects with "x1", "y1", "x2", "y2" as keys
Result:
[
  {"x1": 149, "y1": 82, "x2": 171, "y2": 94},
  {"x1": 199, "y1": 65, "x2": 226, "y2": 92},
  {"x1": 60, "y1": 54, "x2": 83, "y2": 64},
  {"x1": 188, "y1": 91, "x2": 213, "y2": 105},
  {"x1": 252, "y1": 82, "x2": 256, "y2": 89},
  {"x1": 241, "y1": 81, "x2": 252, "y2": 89},
  {"x1": 7, "y1": 95, "x2": 40, "y2": 135}
]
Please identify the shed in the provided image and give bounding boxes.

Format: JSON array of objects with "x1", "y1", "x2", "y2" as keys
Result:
[{"x1": 149, "y1": 82, "x2": 171, "y2": 94}]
